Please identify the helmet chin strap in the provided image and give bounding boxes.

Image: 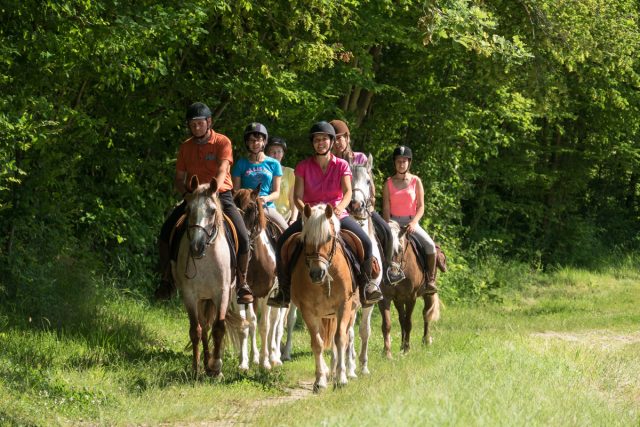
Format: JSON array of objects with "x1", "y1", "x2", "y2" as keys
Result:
[
  {"x1": 314, "y1": 141, "x2": 334, "y2": 156},
  {"x1": 193, "y1": 129, "x2": 211, "y2": 144}
]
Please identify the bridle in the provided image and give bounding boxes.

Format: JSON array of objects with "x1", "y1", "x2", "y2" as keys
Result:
[
  {"x1": 184, "y1": 198, "x2": 220, "y2": 278},
  {"x1": 304, "y1": 220, "x2": 338, "y2": 271}
]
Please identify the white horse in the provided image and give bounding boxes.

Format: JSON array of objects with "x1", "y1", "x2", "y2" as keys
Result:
[{"x1": 345, "y1": 158, "x2": 381, "y2": 376}]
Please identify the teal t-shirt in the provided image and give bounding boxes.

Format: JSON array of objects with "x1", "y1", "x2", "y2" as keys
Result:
[{"x1": 232, "y1": 156, "x2": 283, "y2": 208}]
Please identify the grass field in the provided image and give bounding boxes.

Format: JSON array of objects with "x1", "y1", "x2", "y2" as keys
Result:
[{"x1": 1, "y1": 260, "x2": 638, "y2": 426}]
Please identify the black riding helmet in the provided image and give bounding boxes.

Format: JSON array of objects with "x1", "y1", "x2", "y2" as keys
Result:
[
  {"x1": 266, "y1": 136, "x2": 287, "y2": 153},
  {"x1": 243, "y1": 122, "x2": 268, "y2": 142},
  {"x1": 309, "y1": 121, "x2": 336, "y2": 156},
  {"x1": 393, "y1": 145, "x2": 413, "y2": 160},
  {"x1": 185, "y1": 102, "x2": 212, "y2": 121},
  {"x1": 309, "y1": 121, "x2": 336, "y2": 142}
]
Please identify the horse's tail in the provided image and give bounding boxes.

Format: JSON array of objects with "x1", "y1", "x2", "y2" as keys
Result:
[
  {"x1": 321, "y1": 318, "x2": 337, "y2": 351},
  {"x1": 425, "y1": 293, "x2": 441, "y2": 323},
  {"x1": 223, "y1": 302, "x2": 249, "y2": 353}
]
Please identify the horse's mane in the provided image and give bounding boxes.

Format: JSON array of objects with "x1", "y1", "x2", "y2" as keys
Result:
[
  {"x1": 300, "y1": 204, "x2": 340, "y2": 247},
  {"x1": 234, "y1": 188, "x2": 266, "y2": 230}
]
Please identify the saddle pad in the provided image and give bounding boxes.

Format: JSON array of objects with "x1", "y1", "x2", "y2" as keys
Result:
[
  {"x1": 169, "y1": 213, "x2": 188, "y2": 261},
  {"x1": 340, "y1": 230, "x2": 380, "y2": 279},
  {"x1": 265, "y1": 219, "x2": 283, "y2": 249},
  {"x1": 223, "y1": 213, "x2": 238, "y2": 268},
  {"x1": 281, "y1": 232, "x2": 302, "y2": 267}
]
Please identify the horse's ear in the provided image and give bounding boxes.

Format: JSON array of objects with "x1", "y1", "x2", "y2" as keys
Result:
[
  {"x1": 188, "y1": 175, "x2": 200, "y2": 192},
  {"x1": 208, "y1": 178, "x2": 218, "y2": 194},
  {"x1": 324, "y1": 204, "x2": 333, "y2": 219},
  {"x1": 367, "y1": 153, "x2": 374, "y2": 171},
  {"x1": 252, "y1": 185, "x2": 260, "y2": 200},
  {"x1": 303, "y1": 204, "x2": 312, "y2": 219}
]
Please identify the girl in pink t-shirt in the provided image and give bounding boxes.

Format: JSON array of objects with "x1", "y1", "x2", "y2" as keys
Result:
[
  {"x1": 382, "y1": 145, "x2": 438, "y2": 295},
  {"x1": 267, "y1": 121, "x2": 383, "y2": 308}
]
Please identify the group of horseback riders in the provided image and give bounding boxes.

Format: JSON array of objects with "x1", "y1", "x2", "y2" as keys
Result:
[{"x1": 155, "y1": 102, "x2": 439, "y2": 307}]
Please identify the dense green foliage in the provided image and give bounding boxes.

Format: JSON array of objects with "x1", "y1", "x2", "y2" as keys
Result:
[{"x1": 1, "y1": 0, "x2": 639, "y2": 304}]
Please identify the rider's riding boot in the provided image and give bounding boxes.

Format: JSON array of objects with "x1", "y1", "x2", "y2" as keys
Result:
[
  {"x1": 236, "y1": 252, "x2": 254, "y2": 304},
  {"x1": 267, "y1": 264, "x2": 290, "y2": 308},
  {"x1": 362, "y1": 257, "x2": 383, "y2": 305},
  {"x1": 384, "y1": 239, "x2": 404, "y2": 285},
  {"x1": 418, "y1": 252, "x2": 438, "y2": 296},
  {"x1": 154, "y1": 240, "x2": 176, "y2": 300}
]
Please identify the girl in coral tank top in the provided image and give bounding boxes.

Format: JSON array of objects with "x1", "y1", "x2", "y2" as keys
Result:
[{"x1": 382, "y1": 146, "x2": 438, "y2": 295}]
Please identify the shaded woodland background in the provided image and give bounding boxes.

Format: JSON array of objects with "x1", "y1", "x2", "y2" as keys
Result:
[{"x1": 1, "y1": 0, "x2": 638, "y2": 310}]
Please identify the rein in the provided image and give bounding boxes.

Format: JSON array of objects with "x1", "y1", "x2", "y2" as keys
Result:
[
  {"x1": 304, "y1": 219, "x2": 338, "y2": 294},
  {"x1": 184, "y1": 211, "x2": 220, "y2": 279}
]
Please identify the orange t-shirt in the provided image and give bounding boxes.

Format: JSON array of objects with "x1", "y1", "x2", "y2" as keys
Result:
[{"x1": 176, "y1": 130, "x2": 234, "y2": 192}]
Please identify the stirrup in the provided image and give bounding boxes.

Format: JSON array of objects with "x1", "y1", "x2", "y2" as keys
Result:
[
  {"x1": 364, "y1": 283, "x2": 383, "y2": 305},
  {"x1": 236, "y1": 283, "x2": 254, "y2": 304},
  {"x1": 386, "y1": 264, "x2": 405, "y2": 285},
  {"x1": 267, "y1": 289, "x2": 289, "y2": 308}
]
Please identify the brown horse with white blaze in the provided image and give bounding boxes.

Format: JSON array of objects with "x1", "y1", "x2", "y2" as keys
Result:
[
  {"x1": 171, "y1": 175, "x2": 239, "y2": 378},
  {"x1": 291, "y1": 204, "x2": 359, "y2": 392}
]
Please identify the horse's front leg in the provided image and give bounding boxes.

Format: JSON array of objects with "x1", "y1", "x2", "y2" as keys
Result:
[
  {"x1": 237, "y1": 304, "x2": 251, "y2": 371},
  {"x1": 346, "y1": 311, "x2": 357, "y2": 379},
  {"x1": 256, "y1": 300, "x2": 272, "y2": 370},
  {"x1": 210, "y1": 316, "x2": 226, "y2": 379},
  {"x1": 268, "y1": 306, "x2": 286, "y2": 367},
  {"x1": 187, "y1": 311, "x2": 202, "y2": 377},
  {"x1": 248, "y1": 302, "x2": 260, "y2": 366},
  {"x1": 402, "y1": 300, "x2": 416, "y2": 354},
  {"x1": 334, "y1": 311, "x2": 350, "y2": 388},
  {"x1": 378, "y1": 299, "x2": 393, "y2": 359},
  {"x1": 281, "y1": 304, "x2": 297, "y2": 361},
  {"x1": 358, "y1": 305, "x2": 374, "y2": 375},
  {"x1": 302, "y1": 313, "x2": 327, "y2": 393},
  {"x1": 201, "y1": 300, "x2": 214, "y2": 375}
]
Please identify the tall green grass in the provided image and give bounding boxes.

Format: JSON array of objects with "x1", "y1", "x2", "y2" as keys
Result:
[{"x1": 1, "y1": 256, "x2": 638, "y2": 426}]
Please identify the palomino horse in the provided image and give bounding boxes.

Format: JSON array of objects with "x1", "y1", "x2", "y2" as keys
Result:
[
  {"x1": 345, "y1": 161, "x2": 380, "y2": 376},
  {"x1": 291, "y1": 204, "x2": 359, "y2": 392},
  {"x1": 171, "y1": 176, "x2": 239, "y2": 378},
  {"x1": 379, "y1": 221, "x2": 445, "y2": 358},
  {"x1": 233, "y1": 188, "x2": 287, "y2": 370}
]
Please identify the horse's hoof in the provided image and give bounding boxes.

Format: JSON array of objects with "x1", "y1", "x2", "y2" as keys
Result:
[
  {"x1": 282, "y1": 353, "x2": 291, "y2": 361},
  {"x1": 313, "y1": 382, "x2": 326, "y2": 394},
  {"x1": 361, "y1": 367, "x2": 370, "y2": 375},
  {"x1": 261, "y1": 362, "x2": 272, "y2": 370},
  {"x1": 271, "y1": 359, "x2": 283, "y2": 367},
  {"x1": 347, "y1": 371, "x2": 358, "y2": 379},
  {"x1": 238, "y1": 364, "x2": 249, "y2": 372}
]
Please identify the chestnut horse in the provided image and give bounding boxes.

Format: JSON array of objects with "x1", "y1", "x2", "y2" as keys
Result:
[
  {"x1": 291, "y1": 204, "x2": 359, "y2": 392},
  {"x1": 233, "y1": 188, "x2": 287, "y2": 370},
  {"x1": 379, "y1": 221, "x2": 445, "y2": 358},
  {"x1": 171, "y1": 176, "x2": 240, "y2": 378}
]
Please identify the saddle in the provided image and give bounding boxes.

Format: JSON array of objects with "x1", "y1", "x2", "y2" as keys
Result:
[
  {"x1": 280, "y1": 230, "x2": 380, "y2": 290},
  {"x1": 402, "y1": 233, "x2": 447, "y2": 273},
  {"x1": 264, "y1": 218, "x2": 284, "y2": 248},
  {"x1": 168, "y1": 212, "x2": 239, "y2": 268}
]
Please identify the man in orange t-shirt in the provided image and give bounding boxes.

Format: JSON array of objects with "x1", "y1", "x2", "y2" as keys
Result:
[{"x1": 155, "y1": 102, "x2": 253, "y2": 304}]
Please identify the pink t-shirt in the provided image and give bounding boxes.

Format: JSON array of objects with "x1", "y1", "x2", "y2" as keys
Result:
[
  {"x1": 295, "y1": 155, "x2": 351, "y2": 219},
  {"x1": 386, "y1": 176, "x2": 418, "y2": 217}
]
